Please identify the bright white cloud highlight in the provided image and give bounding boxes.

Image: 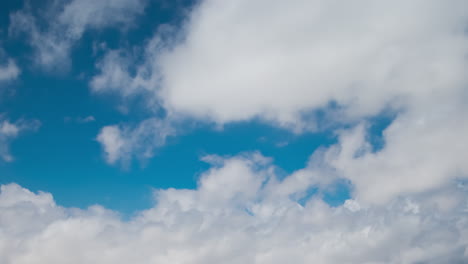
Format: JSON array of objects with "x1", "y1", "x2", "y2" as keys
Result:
[
  {"x1": 92, "y1": 0, "x2": 468, "y2": 203},
  {"x1": 93, "y1": 0, "x2": 468, "y2": 128},
  {"x1": 0, "y1": 117, "x2": 40, "y2": 162},
  {"x1": 1, "y1": 153, "x2": 468, "y2": 263}
]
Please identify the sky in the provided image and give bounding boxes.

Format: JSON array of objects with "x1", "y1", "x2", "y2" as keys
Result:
[{"x1": 0, "y1": 0, "x2": 468, "y2": 263}]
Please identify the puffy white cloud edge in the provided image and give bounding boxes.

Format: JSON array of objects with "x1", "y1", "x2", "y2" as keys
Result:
[
  {"x1": 92, "y1": 0, "x2": 468, "y2": 175},
  {"x1": 1, "y1": 152, "x2": 468, "y2": 263}
]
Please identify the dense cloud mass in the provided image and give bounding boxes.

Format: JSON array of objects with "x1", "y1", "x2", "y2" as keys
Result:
[
  {"x1": 1, "y1": 154, "x2": 468, "y2": 263},
  {"x1": 93, "y1": 0, "x2": 468, "y2": 201},
  {"x1": 93, "y1": 0, "x2": 468, "y2": 127}
]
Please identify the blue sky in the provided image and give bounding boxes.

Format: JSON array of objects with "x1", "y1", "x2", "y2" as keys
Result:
[
  {"x1": 1, "y1": 0, "x2": 468, "y2": 263},
  {"x1": 0, "y1": 0, "x2": 362, "y2": 214}
]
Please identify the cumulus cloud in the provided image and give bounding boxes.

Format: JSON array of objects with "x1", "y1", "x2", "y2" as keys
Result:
[
  {"x1": 1, "y1": 153, "x2": 468, "y2": 263},
  {"x1": 96, "y1": 118, "x2": 175, "y2": 165},
  {"x1": 9, "y1": 0, "x2": 147, "y2": 70},
  {"x1": 91, "y1": 0, "x2": 468, "y2": 203},
  {"x1": 92, "y1": 0, "x2": 468, "y2": 128},
  {"x1": 321, "y1": 104, "x2": 468, "y2": 204},
  {"x1": 0, "y1": 117, "x2": 40, "y2": 162}
]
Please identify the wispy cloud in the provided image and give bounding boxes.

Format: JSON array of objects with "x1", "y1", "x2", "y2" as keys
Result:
[
  {"x1": 0, "y1": 116, "x2": 40, "y2": 162},
  {"x1": 96, "y1": 117, "x2": 175, "y2": 166},
  {"x1": 9, "y1": 0, "x2": 147, "y2": 71}
]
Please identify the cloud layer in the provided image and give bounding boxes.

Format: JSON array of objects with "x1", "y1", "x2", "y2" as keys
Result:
[{"x1": 1, "y1": 153, "x2": 468, "y2": 263}]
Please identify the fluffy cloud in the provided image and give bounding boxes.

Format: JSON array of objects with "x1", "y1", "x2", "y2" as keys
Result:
[
  {"x1": 9, "y1": 0, "x2": 147, "y2": 70},
  {"x1": 322, "y1": 103, "x2": 468, "y2": 204},
  {"x1": 96, "y1": 118, "x2": 175, "y2": 165},
  {"x1": 0, "y1": 117, "x2": 40, "y2": 162},
  {"x1": 92, "y1": 0, "x2": 468, "y2": 203},
  {"x1": 1, "y1": 154, "x2": 468, "y2": 263},
  {"x1": 92, "y1": 0, "x2": 468, "y2": 128}
]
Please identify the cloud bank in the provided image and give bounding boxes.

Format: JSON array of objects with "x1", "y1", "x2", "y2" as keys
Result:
[{"x1": 1, "y1": 153, "x2": 468, "y2": 263}]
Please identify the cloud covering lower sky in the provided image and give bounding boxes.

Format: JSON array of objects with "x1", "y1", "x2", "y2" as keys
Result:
[
  {"x1": 1, "y1": 154, "x2": 468, "y2": 263},
  {"x1": 1, "y1": 0, "x2": 468, "y2": 263}
]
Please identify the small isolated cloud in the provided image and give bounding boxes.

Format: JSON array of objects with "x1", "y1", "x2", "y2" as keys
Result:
[
  {"x1": 77, "y1": 116, "x2": 95, "y2": 123},
  {"x1": 96, "y1": 118, "x2": 175, "y2": 166},
  {"x1": 8, "y1": 0, "x2": 147, "y2": 70},
  {"x1": 1, "y1": 153, "x2": 468, "y2": 263},
  {"x1": 65, "y1": 116, "x2": 96, "y2": 124},
  {"x1": 0, "y1": 116, "x2": 40, "y2": 162},
  {"x1": 0, "y1": 49, "x2": 20, "y2": 82},
  {"x1": 0, "y1": 59, "x2": 20, "y2": 82}
]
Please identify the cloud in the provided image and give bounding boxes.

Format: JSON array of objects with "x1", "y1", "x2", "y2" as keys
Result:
[
  {"x1": 92, "y1": 0, "x2": 468, "y2": 129},
  {"x1": 0, "y1": 117, "x2": 40, "y2": 162},
  {"x1": 96, "y1": 118, "x2": 175, "y2": 165},
  {"x1": 65, "y1": 116, "x2": 96, "y2": 124},
  {"x1": 76, "y1": 116, "x2": 96, "y2": 123},
  {"x1": 321, "y1": 104, "x2": 468, "y2": 204},
  {"x1": 0, "y1": 59, "x2": 20, "y2": 82},
  {"x1": 0, "y1": 49, "x2": 20, "y2": 82},
  {"x1": 1, "y1": 153, "x2": 468, "y2": 263},
  {"x1": 91, "y1": 0, "x2": 468, "y2": 204},
  {"x1": 9, "y1": 0, "x2": 147, "y2": 70}
]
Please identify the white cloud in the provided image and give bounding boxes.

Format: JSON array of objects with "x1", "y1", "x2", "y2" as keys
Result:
[
  {"x1": 1, "y1": 154, "x2": 468, "y2": 263},
  {"x1": 0, "y1": 48, "x2": 20, "y2": 82},
  {"x1": 9, "y1": 0, "x2": 147, "y2": 70},
  {"x1": 321, "y1": 103, "x2": 468, "y2": 204},
  {"x1": 91, "y1": 0, "x2": 468, "y2": 205},
  {"x1": 0, "y1": 117, "x2": 40, "y2": 162},
  {"x1": 0, "y1": 59, "x2": 20, "y2": 82},
  {"x1": 92, "y1": 0, "x2": 468, "y2": 129},
  {"x1": 96, "y1": 118, "x2": 175, "y2": 165}
]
